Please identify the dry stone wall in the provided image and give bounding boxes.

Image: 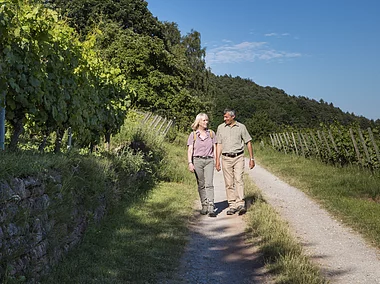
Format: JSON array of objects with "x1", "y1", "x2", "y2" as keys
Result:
[{"x1": 0, "y1": 171, "x2": 111, "y2": 283}]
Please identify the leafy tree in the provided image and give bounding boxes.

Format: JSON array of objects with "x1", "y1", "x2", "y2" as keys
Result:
[{"x1": 45, "y1": 0, "x2": 163, "y2": 38}]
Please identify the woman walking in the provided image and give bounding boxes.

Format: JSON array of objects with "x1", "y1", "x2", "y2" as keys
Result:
[{"x1": 187, "y1": 113, "x2": 217, "y2": 217}]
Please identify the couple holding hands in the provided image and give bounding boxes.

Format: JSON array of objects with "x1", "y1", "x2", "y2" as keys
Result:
[{"x1": 187, "y1": 109, "x2": 255, "y2": 217}]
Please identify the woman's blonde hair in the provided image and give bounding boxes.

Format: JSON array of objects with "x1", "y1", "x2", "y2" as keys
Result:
[{"x1": 191, "y1": 113, "x2": 208, "y2": 131}]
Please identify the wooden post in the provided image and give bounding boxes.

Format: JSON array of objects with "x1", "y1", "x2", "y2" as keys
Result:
[
  {"x1": 358, "y1": 128, "x2": 371, "y2": 164},
  {"x1": 143, "y1": 112, "x2": 152, "y2": 124},
  {"x1": 321, "y1": 131, "x2": 332, "y2": 156},
  {"x1": 301, "y1": 133, "x2": 309, "y2": 151},
  {"x1": 291, "y1": 132, "x2": 299, "y2": 156},
  {"x1": 273, "y1": 133, "x2": 280, "y2": 150},
  {"x1": 272, "y1": 133, "x2": 278, "y2": 148},
  {"x1": 162, "y1": 120, "x2": 173, "y2": 136},
  {"x1": 276, "y1": 133, "x2": 282, "y2": 150},
  {"x1": 279, "y1": 133, "x2": 287, "y2": 154},
  {"x1": 349, "y1": 128, "x2": 363, "y2": 166},
  {"x1": 157, "y1": 117, "x2": 167, "y2": 133},
  {"x1": 310, "y1": 131, "x2": 320, "y2": 156},
  {"x1": 368, "y1": 128, "x2": 380, "y2": 162},
  {"x1": 269, "y1": 134, "x2": 274, "y2": 147},
  {"x1": 153, "y1": 116, "x2": 162, "y2": 129},
  {"x1": 282, "y1": 133, "x2": 290, "y2": 154},
  {"x1": 283, "y1": 132, "x2": 289, "y2": 146},
  {"x1": 286, "y1": 132, "x2": 294, "y2": 154},
  {"x1": 297, "y1": 132, "x2": 305, "y2": 157},
  {"x1": 328, "y1": 130, "x2": 338, "y2": 153},
  {"x1": 149, "y1": 115, "x2": 159, "y2": 127},
  {"x1": 337, "y1": 129, "x2": 350, "y2": 157}
]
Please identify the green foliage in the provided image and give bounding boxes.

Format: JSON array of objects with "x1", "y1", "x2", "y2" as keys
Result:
[
  {"x1": 0, "y1": 0, "x2": 131, "y2": 151},
  {"x1": 39, "y1": 133, "x2": 196, "y2": 284},
  {"x1": 46, "y1": 0, "x2": 163, "y2": 39},
  {"x1": 272, "y1": 122, "x2": 380, "y2": 170},
  {"x1": 208, "y1": 74, "x2": 377, "y2": 141}
]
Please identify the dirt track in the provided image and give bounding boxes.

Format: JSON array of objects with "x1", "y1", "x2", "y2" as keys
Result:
[
  {"x1": 165, "y1": 159, "x2": 380, "y2": 283},
  {"x1": 248, "y1": 163, "x2": 380, "y2": 283}
]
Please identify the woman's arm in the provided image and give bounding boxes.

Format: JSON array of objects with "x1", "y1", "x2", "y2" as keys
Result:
[{"x1": 187, "y1": 144, "x2": 195, "y2": 172}]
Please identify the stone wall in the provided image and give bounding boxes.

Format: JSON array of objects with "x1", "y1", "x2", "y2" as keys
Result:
[{"x1": 0, "y1": 171, "x2": 112, "y2": 283}]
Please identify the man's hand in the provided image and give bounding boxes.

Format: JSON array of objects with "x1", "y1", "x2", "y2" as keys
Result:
[
  {"x1": 215, "y1": 160, "x2": 221, "y2": 172},
  {"x1": 249, "y1": 159, "x2": 255, "y2": 169}
]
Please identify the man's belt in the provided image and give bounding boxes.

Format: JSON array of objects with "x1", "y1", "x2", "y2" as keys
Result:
[{"x1": 222, "y1": 151, "x2": 244, "y2": 158}]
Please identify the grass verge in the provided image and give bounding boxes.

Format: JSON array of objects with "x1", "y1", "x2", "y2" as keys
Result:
[
  {"x1": 42, "y1": 135, "x2": 197, "y2": 283},
  {"x1": 254, "y1": 145, "x2": 380, "y2": 249},
  {"x1": 244, "y1": 175, "x2": 328, "y2": 284}
]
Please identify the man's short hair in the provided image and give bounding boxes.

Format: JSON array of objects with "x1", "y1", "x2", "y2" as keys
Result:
[{"x1": 223, "y1": 108, "x2": 236, "y2": 117}]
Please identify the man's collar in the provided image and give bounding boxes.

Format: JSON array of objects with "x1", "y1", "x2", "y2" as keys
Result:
[{"x1": 224, "y1": 121, "x2": 238, "y2": 127}]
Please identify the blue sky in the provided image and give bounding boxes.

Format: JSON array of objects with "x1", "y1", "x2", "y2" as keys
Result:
[{"x1": 147, "y1": 0, "x2": 380, "y2": 121}]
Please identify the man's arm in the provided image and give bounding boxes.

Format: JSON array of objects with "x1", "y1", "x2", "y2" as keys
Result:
[
  {"x1": 246, "y1": 141, "x2": 255, "y2": 169},
  {"x1": 215, "y1": 143, "x2": 222, "y2": 171}
]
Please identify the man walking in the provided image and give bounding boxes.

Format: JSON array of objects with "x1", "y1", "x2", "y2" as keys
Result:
[{"x1": 215, "y1": 108, "x2": 255, "y2": 215}]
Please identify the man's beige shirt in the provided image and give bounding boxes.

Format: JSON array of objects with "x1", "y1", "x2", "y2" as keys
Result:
[{"x1": 216, "y1": 121, "x2": 252, "y2": 154}]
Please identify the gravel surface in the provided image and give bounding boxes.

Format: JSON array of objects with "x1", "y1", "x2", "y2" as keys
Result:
[
  {"x1": 164, "y1": 166, "x2": 270, "y2": 284},
  {"x1": 164, "y1": 160, "x2": 380, "y2": 283},
  {"x1": 247, "y1": 162, "x2": 380, "y2": 284}
]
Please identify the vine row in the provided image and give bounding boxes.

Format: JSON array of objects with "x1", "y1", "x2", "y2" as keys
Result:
[{"x1": 270, "y1": 124, "x2": 380, "y2": 170}]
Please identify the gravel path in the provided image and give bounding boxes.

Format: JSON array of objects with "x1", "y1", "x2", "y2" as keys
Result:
[
  {"x1": 247, "y1": 163, "x2": 380, "y2": 284},
  {"x1": 165, "y1": 166, "x2": 270, "y2": 284},
  {"x1": 165, "y1": 160, "x2": 380, "y2": 283}
]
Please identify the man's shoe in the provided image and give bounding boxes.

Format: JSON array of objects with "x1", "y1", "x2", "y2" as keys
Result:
[
  {"x1": 226, "y1": 207, "x2": 237, "y2": 215},
  {"x1": 237, "y1": 205, "x2": 247, "y2": 215},
  {"x1": 208, "y1": 204, "x2": 217, "y2": 217},
  {"x1": 200, "y1": 204, "x2": 208, "y2": 215}
]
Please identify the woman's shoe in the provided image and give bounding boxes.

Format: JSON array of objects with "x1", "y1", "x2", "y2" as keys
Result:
[
  {"x1": 208, "y1": 203, "x2": 217, "y2": 217},
  {"x1": 200, "y1": 204, "x2": 208, "y2": 215}
]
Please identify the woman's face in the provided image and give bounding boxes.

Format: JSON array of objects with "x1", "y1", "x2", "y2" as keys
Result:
[{"x1": 199, "y1": 116, "x2": 209, "y2": 129}]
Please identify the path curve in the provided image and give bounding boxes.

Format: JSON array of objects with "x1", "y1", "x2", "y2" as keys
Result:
[{"x1": 247, "y1": 163, "x2": 380, "y2": 283}]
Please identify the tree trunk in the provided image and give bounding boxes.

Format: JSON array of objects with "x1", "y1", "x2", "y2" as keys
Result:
[
  {"x1": 104, "y1": 131, "x2": 111, "y2": 151},
  {"x1": 9, "y1": 117, "x2": 24, "y2": 151},
  {"x1": 54, "y1": 128, "x2": 63, "y2": 153},
  {"x1": 38, "y1": 134, "x2": 48, "y2": 153}
]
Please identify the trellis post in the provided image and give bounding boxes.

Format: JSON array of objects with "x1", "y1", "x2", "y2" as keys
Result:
[
  {"x1": 368, "y1": 128, "x2": 380, "y2": 162},
  {"x1": 349, "y1": 128, "x2": 363, "y2": 166},
  {"x1": 358, "y1": 128, "x2": 371, "y2": 164}
]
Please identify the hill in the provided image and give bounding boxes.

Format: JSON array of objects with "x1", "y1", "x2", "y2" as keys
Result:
[{"x1": 208, "y1": 74, "x2": 378, "y2": 141}]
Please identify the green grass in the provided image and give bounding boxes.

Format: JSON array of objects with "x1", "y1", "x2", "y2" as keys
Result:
[
  {"x1": 41, "y1": 136, "x2": 197, "y2": 284},
  {"x1": 244, "y1": 175, "x2": 328, "y2": 284},
  {"x1": 255, "y1": 144, "x2": 380, "y2": 248},
  {"x1": 42, "y1": 181, "x2": 196, "y2": 283}
]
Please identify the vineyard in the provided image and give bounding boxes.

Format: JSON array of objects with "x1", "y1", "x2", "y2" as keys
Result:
[
  {"x1": 0, "y1": 0, "x2": 135, "y2": 152},
  {"x1": 270, "y1": 123, "x2": 380, "y2": 170}
]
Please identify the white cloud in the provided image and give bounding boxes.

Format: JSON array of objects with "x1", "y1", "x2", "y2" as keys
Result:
[
  {"x1": 205, "y1": 41, "x2": 302, "y2": 65},
  {"x1": 265, "y1": 32, "x2": 290, "y2": 37}
]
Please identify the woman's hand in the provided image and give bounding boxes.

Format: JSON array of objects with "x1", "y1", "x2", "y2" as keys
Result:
[{"x1": 188, "y1": 162, "x2": 195, "y2": 172}]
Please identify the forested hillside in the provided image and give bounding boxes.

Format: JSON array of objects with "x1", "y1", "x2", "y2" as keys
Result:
[
  {"x1": 1, "y1": 0, "x2": 378, "y2": 150},
  {"x1": 46, "y1": 0, "x2": 213, "y2": 129},
  {"x1": 209, "y1": 75, "x2": 379, "y2": 141},
  {"x1": 47, "y1": 0, "x2": 377, "y2": 138}
]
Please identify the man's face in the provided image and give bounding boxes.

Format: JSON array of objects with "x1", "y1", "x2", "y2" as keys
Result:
[{"x1": 223, "y1": 112, "x2": 235, "y2": 125}]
